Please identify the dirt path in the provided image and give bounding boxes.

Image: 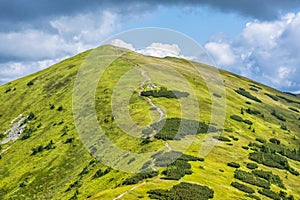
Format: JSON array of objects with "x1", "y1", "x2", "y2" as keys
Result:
[{"x1": 113, "y1": 181, "x2": 146, "y2": 200}]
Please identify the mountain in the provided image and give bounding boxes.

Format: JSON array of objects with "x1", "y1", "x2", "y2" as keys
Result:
[{"x1": 0, "y1": 45, "x2": 299, "y2": 200}]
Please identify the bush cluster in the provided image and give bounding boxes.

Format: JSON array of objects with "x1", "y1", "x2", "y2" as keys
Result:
[
  {"x1": 227, "y1": 162, "x2": 240, "y2": 168},
  {"x1": 235, "y1": 88, "x2": 262, "y2": 103},
  {"x1": 271, "y1": 110, "x2": 286, "y2": 121},
  {"x1": 31, "y1": 140, "x2": 55, "y2": 155},
  {"x1": 151, "y1": 118, "x2": 210, "y2": 141},
  {"x1": 147, "y1": 182, "x2": 214, "y2": 200},
  {"x1": 231, "y1": 181, "x2": 255, "y2": 194},
  {"x1": 234, "y1": 169, "x2": 270, "y2": 189},
  {"x1": 252, "y1": 169, "x2": 285, "y2": 189},
  {"x1": 141, "y1": 88, "x2": 189, "y2": 99},
  {"x1": 230, "y1": 115, "x2": 253, "y2": 125},
  {"x1": 122, "y1": 171, "x2": 158, "y2": 185}
]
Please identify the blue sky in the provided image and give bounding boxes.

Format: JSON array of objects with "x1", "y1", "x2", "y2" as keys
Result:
[{"x1": 0, "y1": 1, "x2": 300, "y2": 92}]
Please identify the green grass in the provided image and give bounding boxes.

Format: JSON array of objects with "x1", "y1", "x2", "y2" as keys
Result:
[{"x1": 0, "y1": 45, "x2": 299, "y2": 199}]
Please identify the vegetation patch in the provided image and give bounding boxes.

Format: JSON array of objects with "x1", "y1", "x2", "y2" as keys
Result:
[
  {"x1": 147, "y1": 118, "x2": 212, "y2": 140},
  {"x1": 271, "y1": 110, "x2": 286, "y2": 121},
  {"x1": 264, "y1": 93, "x2": 279, "y2": 101},
  {"x1": 227, "y1": 162, "x2": 240, "y2": 168},
  {"x1": 252, "y1": 169, "x2": 285, "y2": 189},
  {"x1": 230, "y1": 115, "x2": 253, "y2": 125},
  {"x1": 231, "y1": 181, "x2": 255, "y2": 194},
  {"x1": 161, "y1": 159, "x2": 192, "y2": 180},
  {"x1": 246, "y1": 163, "x2": 258, "y2": 170},
  {"x1": 122, "y1": 171, "x2": 158, "y2": 185},
  {"x1": 288, "y1": 107, "x2": 299, "y2": 113},
  {"x1": 141, "y1": 86, "x2": 189, "y2": 99},
  {"x1": 276, "y1": 95, "x2": 300, "y2": 104},
  {"x1": 31, "y1": 140, "x2": 55, "y2": 155},
  {"x1": 234, "y1": 169, "x2": 270, "y2": 189},
  {"x1": 213, "y1": 135, "x2": 231, "y2": 142},
  {"x1": 235, "y1": 88, "x2": 262, "y2": 103},
  {"x1": 147, "y1": 182, "x2": 214, "y2": 200}
]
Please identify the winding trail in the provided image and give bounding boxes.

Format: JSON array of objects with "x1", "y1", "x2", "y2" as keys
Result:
[
  {"x1": 113, "y1": 181, "x2": 146, "y2": 200},
  {"x1": 114, "y1": 63, "x2": 172, "y2": 200}
]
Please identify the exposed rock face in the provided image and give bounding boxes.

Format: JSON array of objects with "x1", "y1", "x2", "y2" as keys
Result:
[{"x1": 1, "y1": 115, "x2": 27, "y2": 145}]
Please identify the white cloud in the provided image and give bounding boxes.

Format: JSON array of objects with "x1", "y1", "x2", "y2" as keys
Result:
[
  {"x1": 137, "y1": 43, "x2": 181, "y2": 58},
  {"x1": 0, "y1": 10, "x2": 119, "y2": 83},
  {"x1": 205, "y1": 12, "x2": 300, "y2": 92},
  {"x1": 111, "y1": 39, "x2": 135, "y2": 51},
  {"x1": 204, "y1": 42, "x2": 236, "y2": 66}
]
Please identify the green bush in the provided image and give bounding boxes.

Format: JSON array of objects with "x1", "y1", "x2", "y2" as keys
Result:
[
  {"x1": 255, "y1": 138, "x2": 266, "y2": 144},
  {"x1": 122, "y1": 171, "x2": 158, "y2": 185},
  {"x1": 246, "y1": 163, "x2": 258, "y2": 170},
  {"x1": 227, "y1": 162, "x2": 240, "y2": 168},
  {"x1": 245, "y1": 108, "x2": 261, "y2": 115},
  {"x1": 288, "y1": 107, "x2": 299, "y2": 113},
  {"x1": 27, "y1": 80, "x2": 34, "y2": 86},
  {"x1": 264, "y1": 93, "x2": 279, "y2": 101},
  {"x1": 252, "y1": 169, "x2": 285, "y2": 189},
  {"x1": 235, "y1": 88, "x2": 262, "y2": 103},
  {"x1": 161, "y1": 160, "x2": 192, "y2": 180},
  {"x1": 141, "y1": 89, "x2": 189, "y2": 99},
  {"x1": 271, "y1": 110, "x2": 286, "y2": 121},
  {"x1": 151, "y1": 118, "x2": 210, "y2": 141},
  {"x1": 269, "y1": 138, "x2": 280, "y2": 145},
  {"x1": 258, "y1": 189, "x2": 281, "y2": 200},
  {"x1": 230, "y1": 115, "x2": 243, "y2": 122},
  {"x1": 93, "y1": 168, "x2": 112, "y2": 179},
  {"x1": 213, "y1": 135, "x2": 231, "y2": 142},
  {"x1": 234, "y1": 169, "x2": 270, "y2": 189},
  {"x1": 148, "y1": 182, "x2": 214, "y2": 200},
  {"x1": 231, "y1": 181, "x2": 255, "y2": 194}
]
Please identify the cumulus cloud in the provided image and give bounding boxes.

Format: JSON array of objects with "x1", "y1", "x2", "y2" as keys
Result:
[
  {"x1": 205, "y1": 12, "x2": 300, "y2": 92},
  {"x1": 137, "y1": 43, "x2": 181, "y2": 58},
  {"x1": 0, "y1": 10, "x2": 118, "y2": 83},
  {"x1": 111, "y1": 39, "x2": 135, "y2": 51},
  {"x1": 204, "y1": 42, "x2": 236, "y2": 66},
  {"x1": 1, "y1": 0, "x2": 300, "y2": 27}
]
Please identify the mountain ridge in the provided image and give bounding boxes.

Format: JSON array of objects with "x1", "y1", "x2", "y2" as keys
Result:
[{"x1": 0, "y1": 45, "x2": 299, "y2": 200}]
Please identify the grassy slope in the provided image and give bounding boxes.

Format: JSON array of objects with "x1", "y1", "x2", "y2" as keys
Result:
[{"x1": 0, "y1": 45, "x2": 299, "y2": 199}]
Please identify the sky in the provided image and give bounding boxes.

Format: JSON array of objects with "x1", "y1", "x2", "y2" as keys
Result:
[{"x1": 0, "y1": 1, "x2": 300, "y2": 93}]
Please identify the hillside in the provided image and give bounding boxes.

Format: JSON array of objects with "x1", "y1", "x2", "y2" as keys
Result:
[{"x1": 0, "y1": 45, "x2": 299, "y2": 200}]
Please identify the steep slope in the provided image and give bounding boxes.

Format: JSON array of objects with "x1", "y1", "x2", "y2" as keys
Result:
[{"x1": 0, "y1": 45, "x2": 299, "y2": 200}]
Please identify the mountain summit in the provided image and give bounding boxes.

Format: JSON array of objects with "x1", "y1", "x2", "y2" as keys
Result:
[{"x1": 0, "y1": 45, "x2": 299, "y2": 199}]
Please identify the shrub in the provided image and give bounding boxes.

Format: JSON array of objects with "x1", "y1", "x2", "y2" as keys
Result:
[
  {"x1": 230, "y1": 115, "x2": 243, "y2": 122},
  {"x1": 27, "y1": 112, "x2": 35, "y2": 120},
  {"x1": 161, "y1": 160, "x2": 192, "y2": 180},
  {"x1": 152, "y1": 118, "x2": 209, "y2": 141},
  {"x1": 288, "y1": 107, "x2": 299, "y2": 113},
  {"x1": 141, "y1": 89, "x2": 189, "y2": 99},
  {"x1": 123, "y1": 171, "x2": 158, "y2": 185},
  {"x1": 49, "y1": 104, "x2": 55, "y2": 110},
  {"x1": 21, "y1": 126, "x2": 36, "y2": 140},
  {"x1": 234, "y1": 169, "x2": 270, "y2": 189},
  {"x1": 246, "y1": 108, "x2": 261, "y2": 115},
  {"x1": 252, "y1": 169, "x2": 285, "y2": 189},
  {"x1": 255, "y1": 138, "x2": 266, "y2": 144},
  {"x1": 246, "y1": 163, "x2": 258, "y2": 170},
  {"x1": 244, "y1": 119, "x2": 253, "y2": 125},
  {"x1": 227, "y1": 162, "x2": 240, "y2": 168},
  {"x1": 213, "y1": 93, "x2": 221, "y2": 98},
  {"x1": 5, "y1": 88, "x2": 11, "y2": 93},
  {"x1": 231, "y1": 182, "x2": 255, "y2": 194},
  {"x1": 94, "y1": 168, "x2": 110, "y2": 178},
  {"x1": 27, "y1": 81, "x2": 34, "y2": 86},
  {"x1": 264, "y1": 93, "x2": 278, "y2": 101},
  {"x1": 280, "y1": 124, "x2": 288, "y2": 130},
  {"x1": 148, "y1": 182, "x2": 214, "y2": 200},
  {"x1": 269, "y1": 138, "x2": 280, "y2": 145},
  {"x1": 258, "y1": 189, "x2": 281, "y2": 200},
  {"x1": 213, "y1": 135, "x2": 231, "y2": 142},
  {"x1": 271, "y1": 110, "x2": 286, "y2": 122},
  {"x1": 57, "y1": 106, "x2": 63, "y2": 111},
  {"x1": 235, "y1": 88, "x2": 262, "y2": 103}
]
